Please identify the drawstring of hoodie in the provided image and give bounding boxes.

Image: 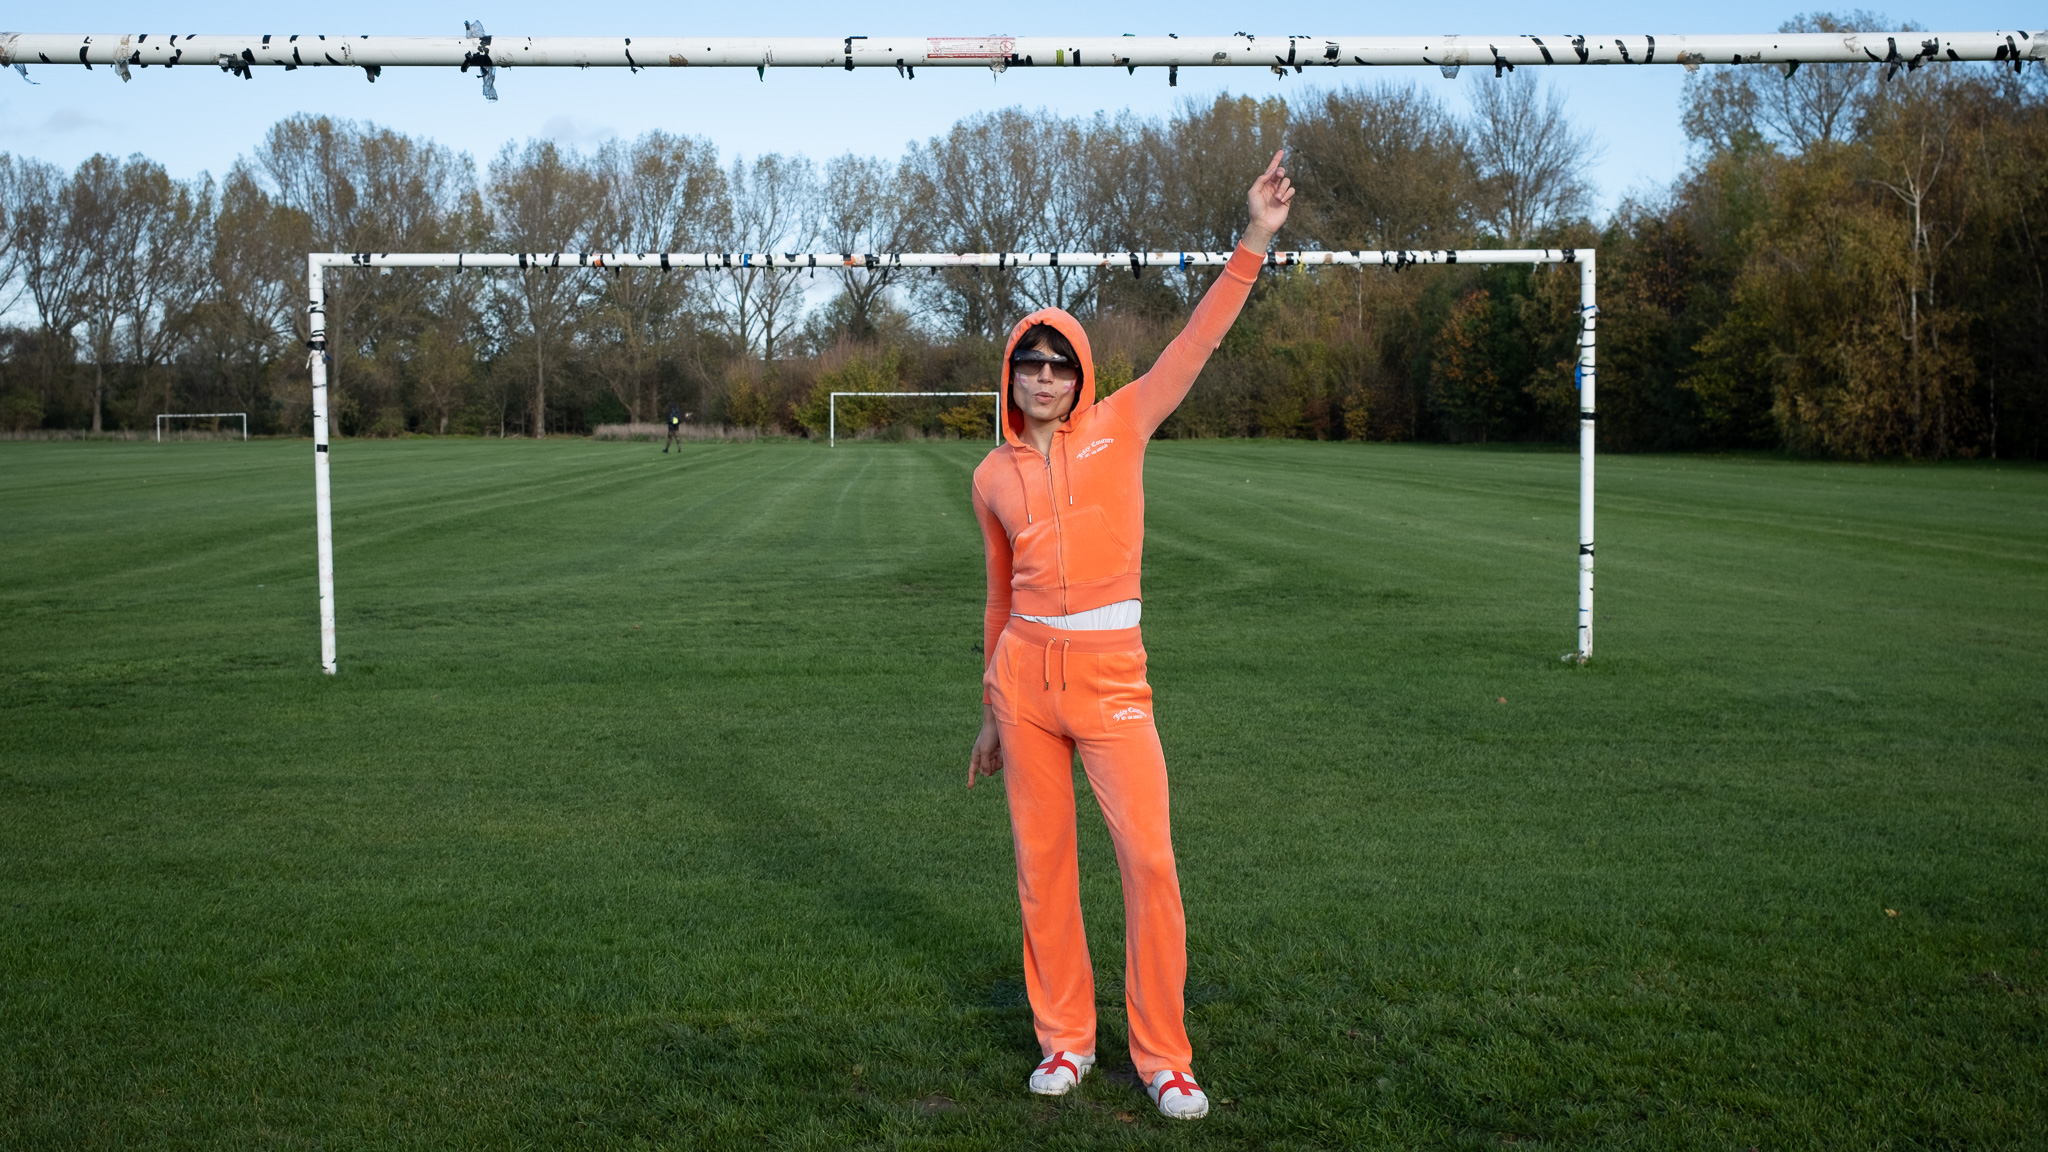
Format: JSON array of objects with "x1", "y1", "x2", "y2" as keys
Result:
[
  {"x1": 1041, "y1": 637, "x2": 1071, "y2": 691},
  {"x1": 1013, "y1": 449, "x2": 1034, "y2": 524},
  {"x1": 1010, "y1": 425, "x2": 1078, "y2": 519},
  {"x1": 1008, "y1": 394, "x2": 1041, "y2": 524}
]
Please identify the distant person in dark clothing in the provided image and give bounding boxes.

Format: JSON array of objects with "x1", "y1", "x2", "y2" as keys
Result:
[{"x1": 664, "y1": 405, "x2": 684, "y2": 453}]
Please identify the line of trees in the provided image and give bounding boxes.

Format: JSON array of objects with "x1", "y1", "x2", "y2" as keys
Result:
[{"x1": 1, "y1": 13, "x2": 2043, "y2": 458}]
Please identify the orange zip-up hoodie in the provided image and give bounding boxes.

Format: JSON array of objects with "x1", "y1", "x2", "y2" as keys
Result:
[{"x1": 972, "y1": 244, "x2": 1265, "y2": 677}]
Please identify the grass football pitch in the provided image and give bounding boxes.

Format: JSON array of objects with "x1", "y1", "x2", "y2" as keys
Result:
[{"x1": 2, "y1": 437, "x2": 2043, "y2": 1149}]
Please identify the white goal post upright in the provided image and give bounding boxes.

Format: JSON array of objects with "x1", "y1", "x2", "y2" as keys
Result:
[
  {"x1": 305, "y1": 247, "x2": 1596, "y2": 674},
  {"x1": 831, "y1": 392, "x2": 1001, "y2": 447},
  {"x1": 155, "y1": 412, "x2": 248, "y2": 440},
  {"x1": 1577, "y1": 251, "x2": 1597, "y2": 663},
  {"x1": 308, "y1": 259, "x2": 338, "y2": 675}
]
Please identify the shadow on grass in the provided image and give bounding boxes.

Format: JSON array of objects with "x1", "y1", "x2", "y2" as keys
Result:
[{"x1": 634, "y1": 769, "x2": 1053, "y2": 1133}]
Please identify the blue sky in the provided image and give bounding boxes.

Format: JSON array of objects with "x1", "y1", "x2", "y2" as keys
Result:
[{"x1": 0, "y1": 2, "x2": 2025, "y2": 215}]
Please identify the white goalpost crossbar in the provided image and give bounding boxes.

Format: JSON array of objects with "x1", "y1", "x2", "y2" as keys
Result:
[
  {"x1": 305, "y1": 248, "x2": 1597, "y2": 675},
  {"x1": 156, "y1": 412, "x2": 247, "y2": 441},
  {"x1": 830, "y1": 393, "x2": 1001, "y2": 447},
  {"x1": 8, "y1": 30, "x2": 2039, "y2": 81}
]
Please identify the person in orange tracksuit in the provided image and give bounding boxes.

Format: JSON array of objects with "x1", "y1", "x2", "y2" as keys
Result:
[{"x1": 967, "y1": 151, "x2": 1295, "y2": 1121}]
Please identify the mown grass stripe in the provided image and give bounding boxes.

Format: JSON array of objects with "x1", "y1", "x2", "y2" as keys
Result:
[{"x1": 1, "y1": 438, "x2": 2042, "y2": 1148}]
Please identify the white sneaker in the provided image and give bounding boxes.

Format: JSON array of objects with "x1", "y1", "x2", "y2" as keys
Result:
[
  {"x1": 1147, "y1": 1069, "x2": 1209, "y2": 1119},
  {"x1": 1027, "y1": 1050, "x2": 1094, "y2": 1096}
]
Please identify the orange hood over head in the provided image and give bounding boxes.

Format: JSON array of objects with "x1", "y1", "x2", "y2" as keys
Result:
[{"x1": 1000, "y1": 308, "x2": 1095, "y2": 448}]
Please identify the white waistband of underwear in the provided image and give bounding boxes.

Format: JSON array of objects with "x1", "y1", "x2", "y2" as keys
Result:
[{"x1": 1014, "y1": 599, "x2": 1141, "y2": 631}]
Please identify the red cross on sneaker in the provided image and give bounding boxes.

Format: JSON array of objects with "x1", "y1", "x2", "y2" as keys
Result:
[
  {"x1": 1158, "y1": 1072, "x2": 1201, "y2": 1098},
  {"x1": 1037, "y1": 1054, "x2": 1079, "y2": 1079}
]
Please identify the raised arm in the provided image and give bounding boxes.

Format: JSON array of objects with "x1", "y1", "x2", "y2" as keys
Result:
[{"x1": 1103, "y1": 151, "x2": 1296, "y2": 439}]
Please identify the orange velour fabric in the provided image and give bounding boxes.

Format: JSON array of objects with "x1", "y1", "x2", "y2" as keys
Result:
[
  {"x1": 971, "y1": 243, "x2": 1266, "y2": 683},
  {"x1": 970, "y1": 244, "x2": 1264, "y2": 1078},
  {"x1": 986, "y1": 616, "x2": 1186, "y2": 1076}
]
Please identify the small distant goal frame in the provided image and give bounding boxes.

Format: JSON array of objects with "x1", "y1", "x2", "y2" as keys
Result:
[
  {"x1": 303, "y1": 247, "x2": 1599, "y2": 675},
  {"x1": 830, "y1": 391, "x2": 1001, "y2": 447},
  {"x1": 156, "y1": 412, "x2": 248, "y2": 441}
]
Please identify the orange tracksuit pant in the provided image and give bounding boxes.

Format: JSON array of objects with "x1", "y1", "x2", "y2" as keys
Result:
[{"x1": 985, "y1": 616, "x2": 1190, "y2": 1077}]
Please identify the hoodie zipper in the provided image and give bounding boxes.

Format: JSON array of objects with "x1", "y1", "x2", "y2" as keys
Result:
[{"x1": 1045, "y1": 439, "x2": 1068, "y2": 613}]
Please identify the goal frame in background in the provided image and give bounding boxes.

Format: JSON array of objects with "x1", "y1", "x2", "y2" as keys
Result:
[
  {"x1": 304, "y1": 248, "x2": 1597, "y2": 675},
  {"x1": 156, "y1": 412, "x2": 248, "y2": 441},
  {"x1": 830, "y1": 392, "x2": 1001, "y2": 447}
]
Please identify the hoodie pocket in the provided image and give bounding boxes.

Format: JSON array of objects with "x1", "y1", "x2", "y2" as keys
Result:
[
  {"x1": 1010, "y1": 519, "x2": 1059, "y2": 590},
  {"x1": 1059, "y1": 505, "x2": 1132, "y2": 584}
]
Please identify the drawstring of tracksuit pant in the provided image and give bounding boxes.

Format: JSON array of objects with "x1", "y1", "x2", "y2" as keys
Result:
[{"x1": 1042, "y1": 637, "x2": 1070, "y2": 691}]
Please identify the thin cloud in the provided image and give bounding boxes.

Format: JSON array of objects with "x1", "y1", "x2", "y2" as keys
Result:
[
  {"x1": 41, "y1": 107, "x2": 110, "y2": 134},
  {"x1": 540, "y1": 114, "x2": 616, "y2": 148}
]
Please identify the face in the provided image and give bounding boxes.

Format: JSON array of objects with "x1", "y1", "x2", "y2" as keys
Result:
[{"x1": 1010, "y1": 344, "x2": 1082, "y2": 424}]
